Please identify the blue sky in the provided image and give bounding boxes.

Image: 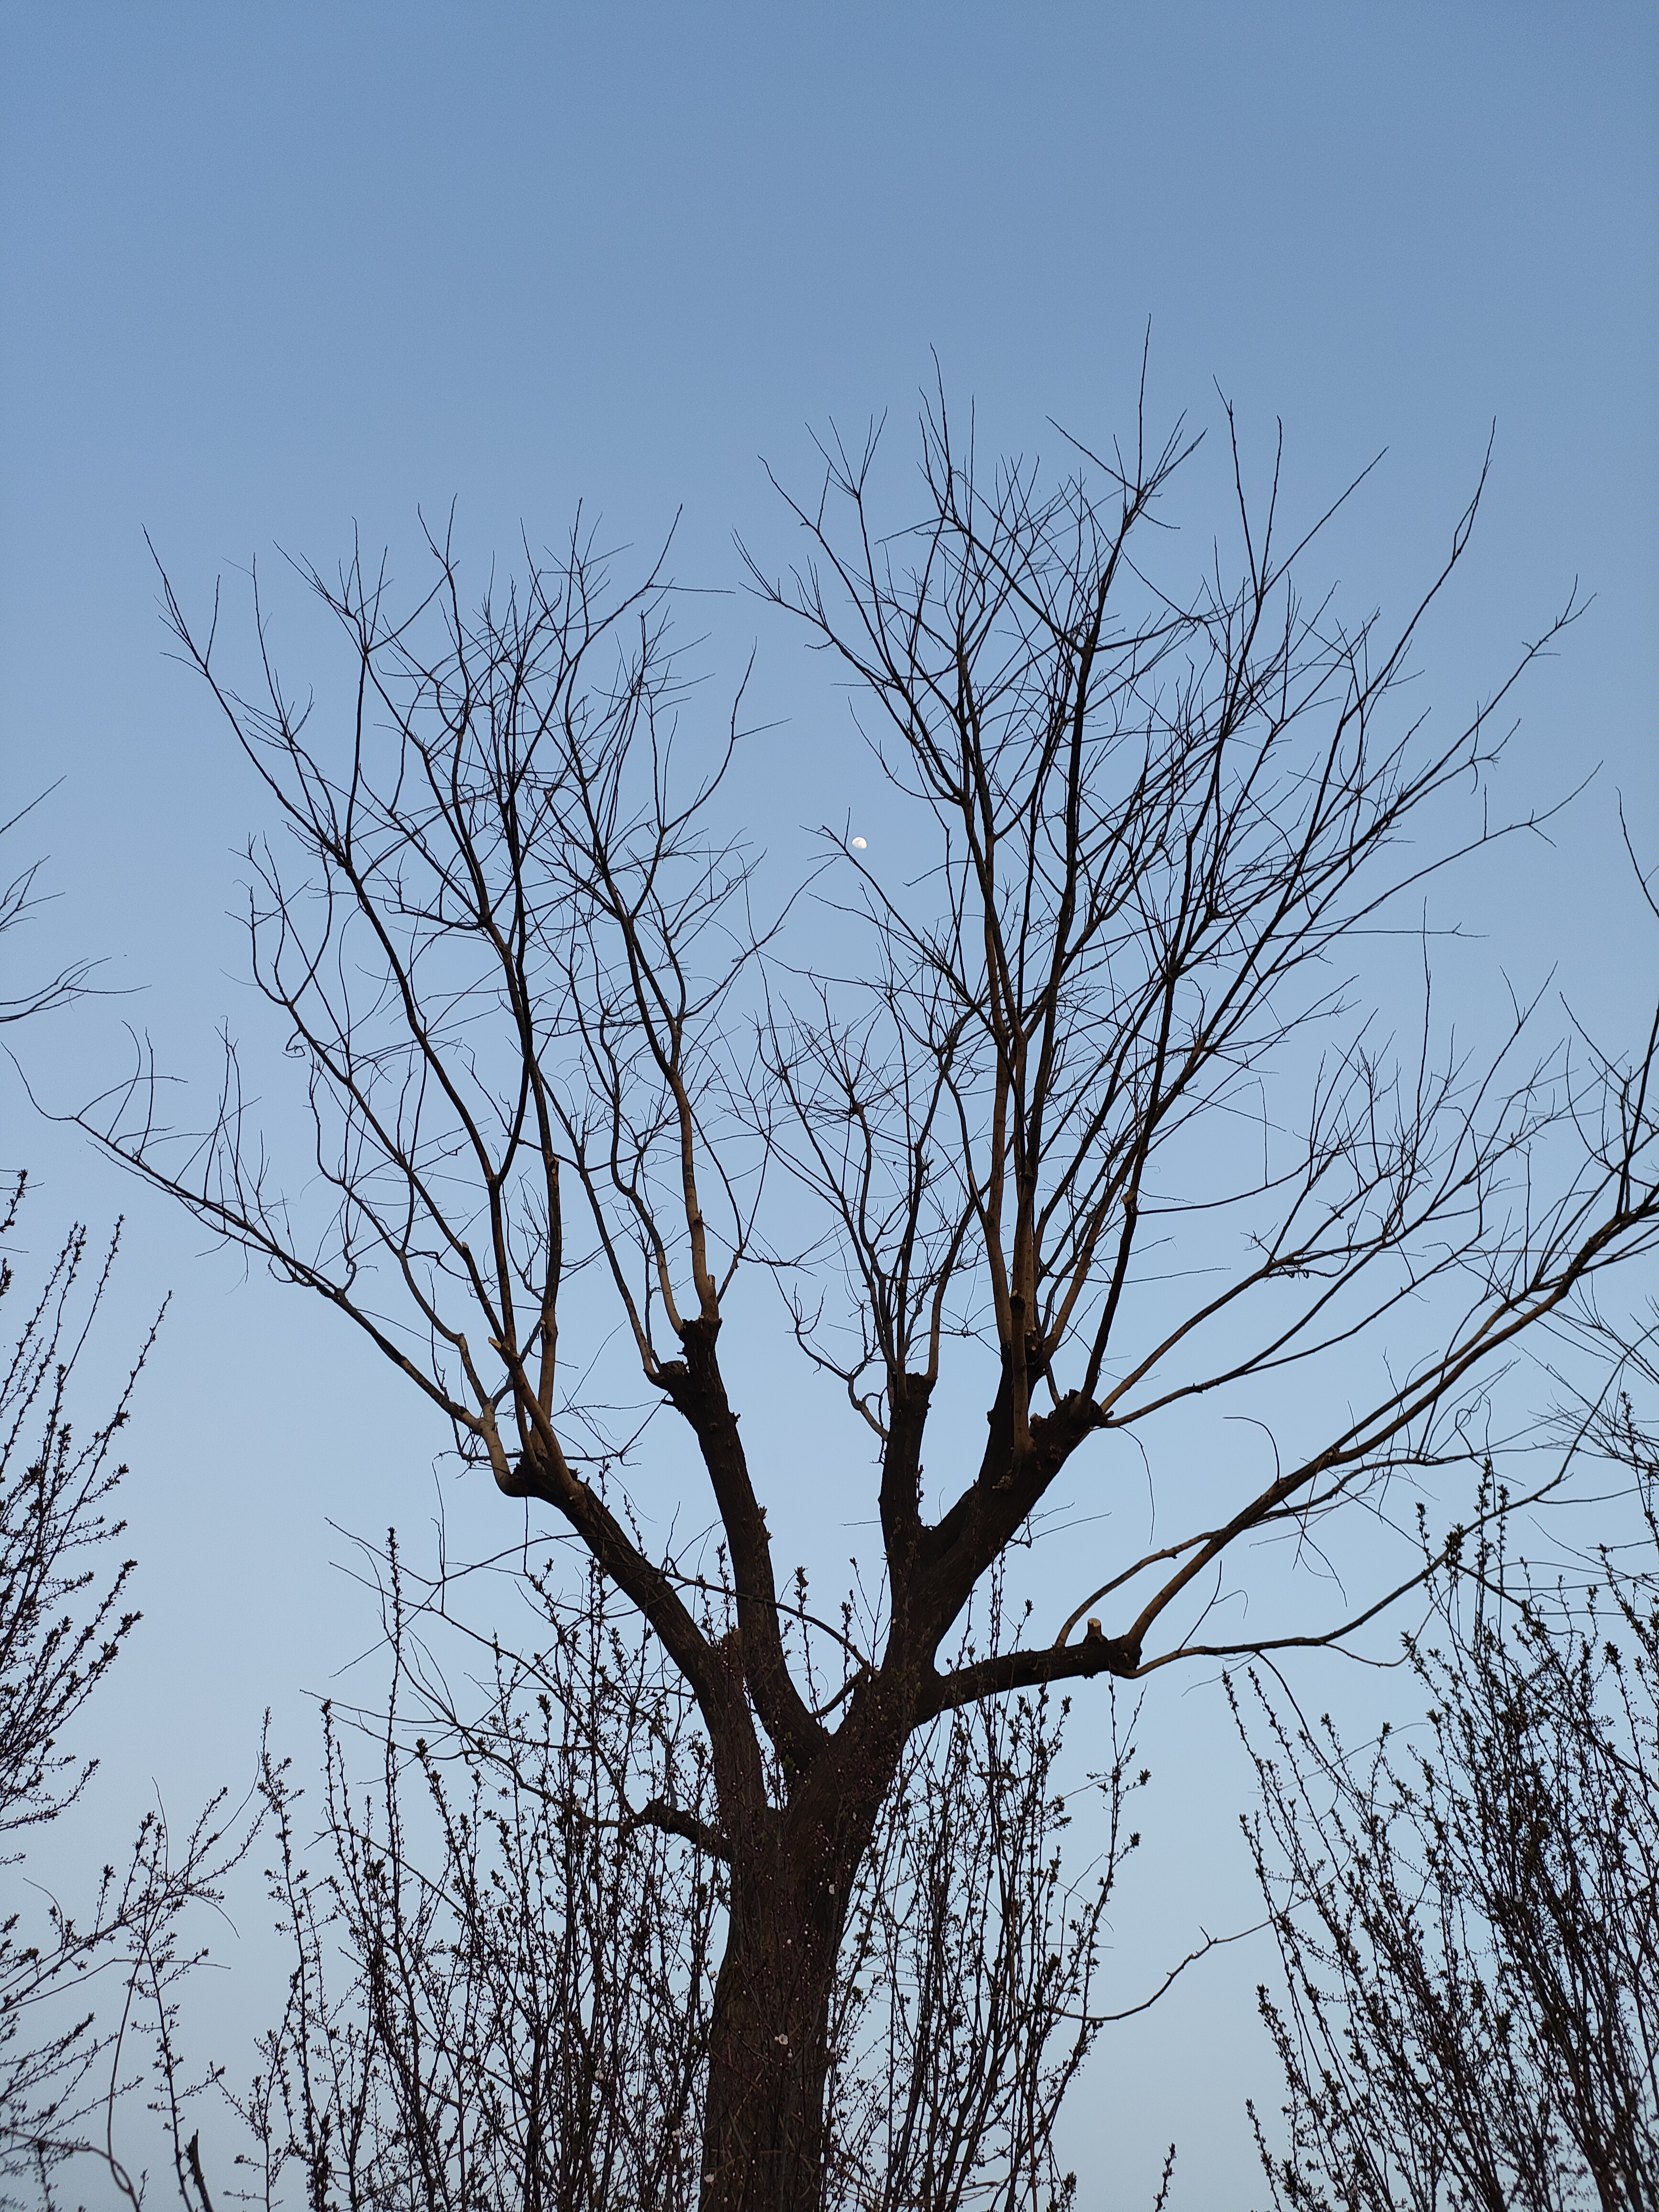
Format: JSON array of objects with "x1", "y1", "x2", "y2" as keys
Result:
[{"x1": 2, "y1": 5, "x2": 1656, "y2": 2204}]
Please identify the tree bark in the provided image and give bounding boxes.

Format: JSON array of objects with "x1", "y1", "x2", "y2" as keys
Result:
[
  {"x1": 699, "y1": 1849, "x2": 848, "y2": 2212},
  {"x1": 699, "y1": 1706, "x2": 907, "y2": 2212}
]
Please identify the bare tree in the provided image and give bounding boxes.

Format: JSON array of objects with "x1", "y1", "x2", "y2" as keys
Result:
[
  {"x1": 81, "y1": 387, "x2": 1659, "y2": 2210},
  {"x1": 0, "y1": 1187, "x2": 139, "y2": 1840},
  {"x1": 1238, "y1": 1367, "x2": 1659, "y2": 2212},
  {"x1": 1, "y1": 805, "x2": 254, "y2": 2210},
  {"x1": 238, "y1": 1546, "x2": 725, "y2": 2212},
  {"x1": 0, "y1": 1176, "x2": 257, "y2": 2212}
]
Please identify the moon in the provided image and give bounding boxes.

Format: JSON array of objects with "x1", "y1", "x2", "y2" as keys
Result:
[{"x1": 851, "y1": 836, "x2": 867, "y2": 850}]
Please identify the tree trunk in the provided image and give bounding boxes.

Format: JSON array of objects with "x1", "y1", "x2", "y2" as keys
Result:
[
  {"x1": 697, "y1": 1693, "x2": 915, "y2": 2212},
  {"x1": 699, "y1": 1837, "x2": 851, "y2": 2212}
]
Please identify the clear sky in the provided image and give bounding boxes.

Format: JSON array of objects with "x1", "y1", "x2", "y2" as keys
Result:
[{"x1": 2, "y1": 5, "x2": 1656, "y2": 2205}]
